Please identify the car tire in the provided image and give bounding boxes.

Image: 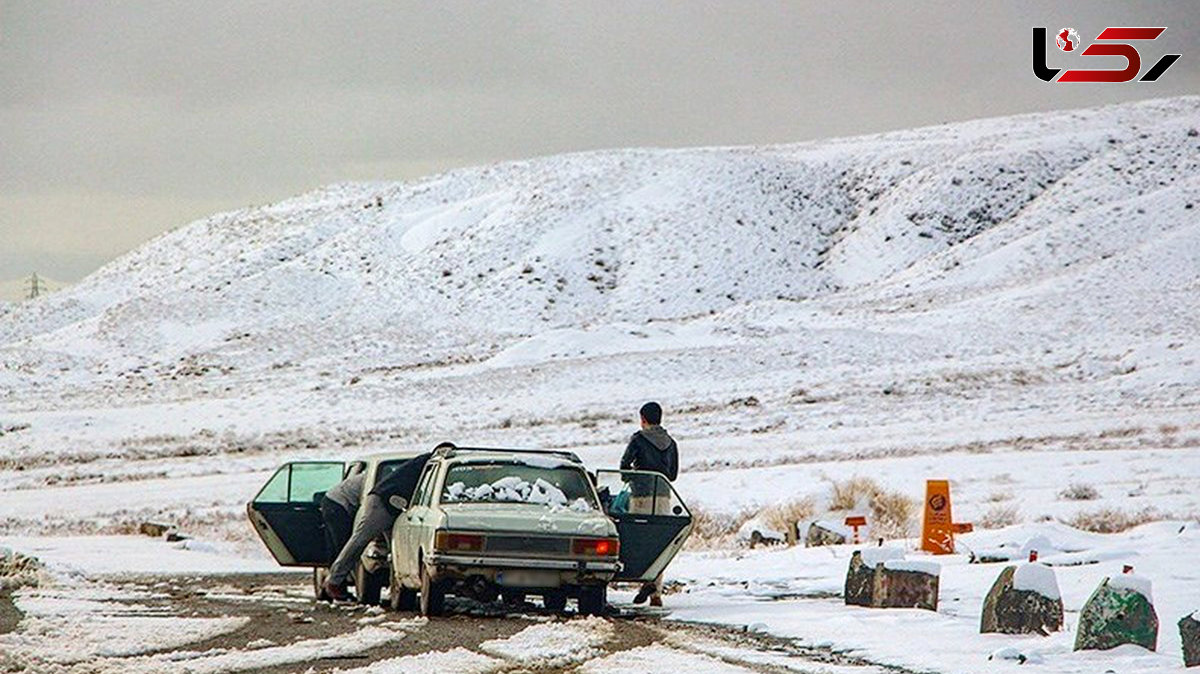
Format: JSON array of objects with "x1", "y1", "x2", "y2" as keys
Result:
[
  {"x1": 389, "y1": 572, "x2": 417, "y2": 612},
  {"x1": 355, "y1": 562, "x2": 385, "y2": 606},
  {"x1": 542, "y1": 590, "x2": 567, "y2": 613},
  {"x1": 578, "y1": 585, "x2": 606, "y2": 616},
  {"x1": 419, "y1": 562, "x2": 445, "y2": 617}
]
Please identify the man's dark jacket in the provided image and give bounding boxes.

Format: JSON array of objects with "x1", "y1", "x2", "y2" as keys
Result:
[
  {"x1": 620, "y1": 425, "x2": 678, "y2": 481},
  {"x1": 370, "y1": 452, "x2": 432, "y2": 516}
]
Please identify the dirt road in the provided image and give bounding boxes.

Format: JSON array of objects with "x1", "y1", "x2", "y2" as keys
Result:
[{"x1": 1, "y1": 572, "x2": 902, "y2": 674}]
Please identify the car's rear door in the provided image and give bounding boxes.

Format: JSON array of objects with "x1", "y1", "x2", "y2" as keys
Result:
[
  {"x1": 247, "y1": 461, "x2": 345, "y2": 566},
  {"x1": 594, "y1": 469, "x2": 693, "y2": 582}
]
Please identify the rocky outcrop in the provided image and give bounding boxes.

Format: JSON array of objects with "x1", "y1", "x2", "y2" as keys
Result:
[
  {"x1": 980, "y1": 565, "x2": 1064, "y2": 635},
  {"x1": 1075, "y1": 575, "x2": 1158, "y2": 652},
  {"x1": 1180, "y1": 613, "x2": 1200, "y2": 667},
  {"x1": 806, "y1": 521, "x2": 848, "y2": 547}
]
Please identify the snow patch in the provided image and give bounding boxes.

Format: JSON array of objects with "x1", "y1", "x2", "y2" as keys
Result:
[
  {"x1": 1108, "y1": 573, "x2": 1153, "y2": 602},
  {"x1": 1012, "y1": 562, "x2": 1061, "y2": 599},
  {"x1": 479, "y1": 616, "x2": 612, "y2": 667}
]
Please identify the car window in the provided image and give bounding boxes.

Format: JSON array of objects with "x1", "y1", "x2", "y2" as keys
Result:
[
  {"x1": 254, "y1": 462, "x2": 345, "y2": 504},
  {"x1": 595, "y1": 470, "x2": 688, "y2": 517},
  {"x1": 413, "y1": 465, "x2": 438, "y2": 507},
  {"x1": 441, "y1": 461, "x2": 598, "y2": 510},
  {"x1": 374, "y1": 459, "x2": 407, "y2": 486},
  {"x1": 288, "y1": 463, "x2": 345, "y2": 503}
]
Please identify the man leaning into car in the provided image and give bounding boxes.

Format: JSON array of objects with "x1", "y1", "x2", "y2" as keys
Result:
[{"x1": 323, "y1": 444, "x2": 450, "y2": 601}]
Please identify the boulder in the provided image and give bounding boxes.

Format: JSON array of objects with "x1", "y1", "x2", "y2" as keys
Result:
[
  {"x1": 980, "y1": 564, "x2": 1064, "y2": 635},
  {"x1": 1181, "y1": 612, "x2": 1200, "y2": 668},
  {"x1": 874, "y1": 559, "x2": 940, "y2": 611},
  {"x1": 806, "y1": 521, "x2": 848, "y2": 547},
  {"x1": 844, "y1": 549, "x2": 937, "y2": 611},
  {"x1": 138, "y1": 521, "x2": 174, "y2": 537},
  {"x1": 844, "y1": 551, "x2": 875, "y2": 606},
  {"x1": 1074, "y1": 575, "x2": 1158, "y2": 652}
]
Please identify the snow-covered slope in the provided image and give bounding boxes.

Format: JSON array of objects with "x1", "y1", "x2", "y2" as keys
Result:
[
  {"x1": 4, "y1": 96, "x2": 1196, "y2": 377},
  {"x1": 0, "y1": 97, "x2": 1197, "y2": 535}
]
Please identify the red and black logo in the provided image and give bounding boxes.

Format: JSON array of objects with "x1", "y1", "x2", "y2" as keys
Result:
[{"x1": 1033, "y1": 26, "x2": 1181, "y2": 83}]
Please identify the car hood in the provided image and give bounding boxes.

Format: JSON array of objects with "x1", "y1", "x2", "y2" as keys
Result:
[{"x1": 441, "y1": 502, "x2": 616, "y2": 537}]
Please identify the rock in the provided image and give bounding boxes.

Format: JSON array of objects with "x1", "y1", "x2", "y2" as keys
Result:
[
  {"x1": 1181, "y1": 613, "x2": 1200, "y2": 667},
  {"x1": 980, "y1": 565, "x2": 1064, "y2": 635},
  {"x1": 806, "y1": 521, "x2": 848, "y2": 547},
  {"x1": 844, "y1": 549, "x2": 936, "y2": 611},
  {"x1": 1074, "y1": 576, "x2": 1158, "y2": 652},
  {"x1": 844, "y1": 551, "x2": 875, "y2": 606},
  {"x1": 165, "y1": 531, "x2": 190, "y2": 542},
  {"x1": 874, "y1": 559, "x2": 939, "y2": 611},
  {"x1": 139, "y1": 521, "x2": 174, "y2": 537}
]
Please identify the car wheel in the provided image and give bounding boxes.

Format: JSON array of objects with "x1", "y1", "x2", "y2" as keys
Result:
[
  {"x1": 542, "y1": 590, "x2": 567, "y2": 613},
  {"x1": 389, "y1": 571, "x2": 417, "y2": 612},
  {"x1": 355, "y1": 562, "x2": 385, "y2": 606},
  {"x1": 313, "y1": 568, "x2": 331, "y2": 601},
  {"x1": 578, "y1": 585, "x2": 607, "y2": 616},
  {"x1": 419, "y1": 562, "x2": 445, "y2": 617}
]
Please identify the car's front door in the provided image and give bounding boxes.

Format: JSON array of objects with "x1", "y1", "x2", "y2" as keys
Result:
[
  {"x1": 594, "y1": 469, "x2": 693, "y2": 582},
  {"x1": 398, "y1": 463, "x2": 439, "y2": 583},
  {"x1": 247, "y1": 461, "x2": 345, "y2": 566}
]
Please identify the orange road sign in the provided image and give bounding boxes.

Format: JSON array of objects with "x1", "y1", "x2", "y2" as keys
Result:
[{"x1": 922, "y1": 479, "x2": 956, "y2": 554}]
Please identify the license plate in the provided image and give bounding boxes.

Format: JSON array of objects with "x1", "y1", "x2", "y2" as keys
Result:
[{"x1": 496, "y1": 569, "x2": 560, "y2": 588}]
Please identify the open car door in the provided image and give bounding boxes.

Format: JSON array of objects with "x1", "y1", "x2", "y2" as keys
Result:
[
  {"x1": 247, "y1": 461, "x2": 345, "y2": 567},
  {"x1": 594, "y1": 469, "x2": 693, "y2": 583}
]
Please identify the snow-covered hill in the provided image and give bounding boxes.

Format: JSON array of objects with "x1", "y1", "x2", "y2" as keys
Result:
[
  {"x1": 0, "y1": 97, "x2": 1198, "y2": 537},
  {"x1": 3, "y1": 96, "x2": 1196, "y2": 376}
]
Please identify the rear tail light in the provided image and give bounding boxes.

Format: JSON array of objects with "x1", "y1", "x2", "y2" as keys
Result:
[
  {"x1": 435, "y1": 531, "x2": 485, "y2": 552},
  {"x1": 573, "y1": 537, "x2": 619, "y2": 557}
]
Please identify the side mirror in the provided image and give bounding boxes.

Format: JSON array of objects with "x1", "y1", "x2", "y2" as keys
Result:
[{"x1": 389, "y1": 495, "x2": 408, "y2": 511}]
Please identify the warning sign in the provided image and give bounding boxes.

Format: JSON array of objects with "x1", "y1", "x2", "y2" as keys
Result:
[{"x1": 922, "y1": 479, "x2": 955, "y2": 554}]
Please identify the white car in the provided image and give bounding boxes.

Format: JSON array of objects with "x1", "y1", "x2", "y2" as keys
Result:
[{"x1": 248, "y1": 446, "x2": 692, "y2": 616}]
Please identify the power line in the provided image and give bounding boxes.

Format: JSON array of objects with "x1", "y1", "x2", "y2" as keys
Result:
[{"x1": 25, "y1": 272, "x2": 48, "y2": 300}]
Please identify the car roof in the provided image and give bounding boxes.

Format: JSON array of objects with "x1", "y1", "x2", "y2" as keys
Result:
[{"x1": 437, "y1": 447, "x2": 584, "y2": 466}]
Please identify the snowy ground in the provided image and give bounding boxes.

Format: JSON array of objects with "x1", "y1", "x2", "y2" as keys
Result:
[{"x1": 2, "y1": 97, "x2": 1199, "y2": 671}]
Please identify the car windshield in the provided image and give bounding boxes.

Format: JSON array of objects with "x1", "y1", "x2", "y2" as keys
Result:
[
  {"x1": 441, "y1": 461, "x2": 597, "y2": 511},
  {"x1": 374, "y1": 459, "x2": 411, "y2": 486}
]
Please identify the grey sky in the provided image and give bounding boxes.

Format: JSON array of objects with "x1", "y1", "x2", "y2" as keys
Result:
[{"x1": 2, "y1": 1, "x2": 1196, "y2": 283}]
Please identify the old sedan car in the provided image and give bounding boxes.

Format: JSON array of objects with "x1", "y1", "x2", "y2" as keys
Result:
[
  {"x1": 248, "y1": 446, "x2": 693, "y2": 616},
  {"x1": 388, "y1": 446, "x2": 693, "y2": 616},
  {"x1": 246, "y1": 450, "x2": 419, "y2": 604}
]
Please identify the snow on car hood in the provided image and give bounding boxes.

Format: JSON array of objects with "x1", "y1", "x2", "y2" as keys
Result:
[{"x1": 440, "y1": 502, "x2": 616, "y2": 537}]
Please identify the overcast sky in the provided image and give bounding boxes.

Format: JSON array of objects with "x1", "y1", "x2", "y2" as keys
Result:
[{"x1": 2, "y1": 1, "x2": 1196, "y2": 284}]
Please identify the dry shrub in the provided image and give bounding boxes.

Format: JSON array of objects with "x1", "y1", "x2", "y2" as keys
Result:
[
  {"x1": 0, "y1": 549, "x2": 41, "y2": 590},
  {"x1": 986, "y1": 491, "x2": 1013, "y2": 503},
  {"x1": 979, "y1": 504, "x2": 1021, "y2": 529},
  {"x1": 758, "y1": 497, "x2": 816, "y2": 539},
  {"x1": 870, "y1": 489, "x2": 918, "y2": 539},
  {"x1": 1064, "y1": 506, "x2": 1160, "y2": 533},
  {"x1": 1058, "y1": 483, "x2": 1100, "y2": 501},
  {"x1": 685, "y1": 504, "x2": 755, "y2": 550},
  {"x1": 829, "y1": 477, "x2": 917, "y2": 540}
]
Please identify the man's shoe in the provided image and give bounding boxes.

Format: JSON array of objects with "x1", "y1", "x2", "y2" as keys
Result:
[
  {"x1": 323, "y1": 580, "x2": 354, "y2": 602},
  {"x1": 632, "y1": 584, "x2": 655, "y2": 605},
  {"x1": 649, "y1": 595, "x2": 663, "y2": 608}
]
